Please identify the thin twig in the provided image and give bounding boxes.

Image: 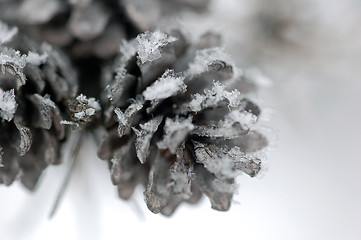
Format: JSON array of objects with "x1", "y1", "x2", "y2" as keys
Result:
[{"x1": 49, "y1": 130, "x2": 83, "y2": 219}]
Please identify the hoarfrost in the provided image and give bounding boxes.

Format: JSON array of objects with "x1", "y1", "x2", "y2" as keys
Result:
[
  {"x1": 114, "y1": 65, "x2": 127, "y2": 82},
  {"x1": 60, "y1": 120, "x2": 79, "y2": 127},
  {"x1": 193, "y1": 141, "x2": 261, "y2": 179},
  {"x1": 119, "y1": 39, "x2": 138, "y2": 62},
  {"x1": 0, "y1": 88, "x2": 17, "y2": 121},
  {"x1": 41, "y1": 94, "x2": 56, "y2": 108},
  {"x1": 143, "y1": 69, "x2": 186, "y2": 101},
  {"x1": 1, "y1": 38, "x2": 56, "y2": 67},
  {"x1": 69, "y1": 94, "x2": 101, "y2": 126},
  {"x1": 193, "y1": 141, "x2": 236, "y2": 179},
  {"x1": 26, "y1": 51, "x2": 48, "y2": 65},
  {"x1": 75, "y1": 94, "x2": 101, "y2": 112},
  {"x1": 157, "y1": 117, "x2": 194, "y2": 154},
  {"x1": 132, "y1": 116, "x2": 163, "y2": 164},
  {"x1": 136, "y1": 30, "x2": 177, "y2": 64},
  {"x1": 193, "y1": 109, "x2": 257, "y2": 139},
  {"x1": 187, "y1": 47, "x2": 234, "y2": 75},
  {"x1": 114, "y1": 98, "x2": 144, "y2": 137},
  {"x1": 0, "y1": 21, "x2": 18, "y2": 45},
  {"x1": 228, "y1": 147, "x2": 262, "y2": 177},
  {"x1": 0, "y1": 48, "x2": 27, "y2": 68},
  {"x1": 186, "y1": 81, "x2": 242, "y2": 112},
  {"x1": 226, "y1": 110, "x2": 257, "y2": 130}
]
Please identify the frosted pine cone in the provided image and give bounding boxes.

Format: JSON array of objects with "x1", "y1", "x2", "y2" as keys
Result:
[
  {"x1": 0, "y1": 22, "x2": 78, "y2": 190},
  {"x1": 98, "y1": 29, "x2": 267, "y2": 215}
]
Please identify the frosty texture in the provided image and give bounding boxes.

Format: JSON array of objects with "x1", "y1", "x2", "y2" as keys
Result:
[
  {"x1": 98, "y1": 29, "x2": 267, "y2": 215},
  {"x1": 0, "y1": 30, "x2": 77, "y2": 190}
]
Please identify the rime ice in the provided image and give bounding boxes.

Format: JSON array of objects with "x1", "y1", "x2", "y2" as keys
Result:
[
  {"x1": 136, "y1": 30, "x2": 177, "y2": 64},
  {"x1": 143, "y1": 69, "x2": 186, "y2": 101},
  {"x1": 0, "y1": 89, "x2": 17, "y2": 121},
  {"x1": 133, "y1": 116, "x2": 163, "y2": 164},
  {"x1": 67, "y1": 94, "x2": 101, "y2": 127}
]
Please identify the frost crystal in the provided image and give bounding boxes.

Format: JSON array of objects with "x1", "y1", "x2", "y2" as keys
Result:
[
  {"x1": 186, "y1": 81, "x2": 242, "y2": 112},
  {"x1": 193, "y1": 141, "x2": 237, "y2": 179},
  {"x1": 0, "y1": 48, "x2": 27, "y2": 69},
  {"x1": 119, "y1": 39, "x2": 138, "y2": 62},
  {"x1": 26, "y1": 51, "x2": 48, "y2": 66},
  {"x1": 0, "y1": 21, "x2": 18, "y2": 45},
  {"x1": 143, "y1": 69, "x2": 186, "y2": 101},
  {"x1": 132, "y1": 116, "x2": 163, "y2": 164},
  {"x1": 136, "y1": 30, "x2": 177, "y2": 64},
  {"x1": 0, "y1": 30, "x2": 77, "y2": 190},
  {"x1": 0, "y1": 89, "x2": 17, "y2": 121},
  {"x1": 158, "y1": 117, "x2": 194, "y2": 154},
  {"x1": 193, "y1": 141, "x2": 261, "y2": 179},
  {"x1": 192, "y1": 109, "x2": 257, "y2": 139},
  {"x1": 60, "y1": 120, "x2": 79, "y2": 127},
  {"x1": 67, "y1": 94, "x2": 101, "y2": 127},
  {"x1": 187, "y1": 47, "x2": 234, "y2": 76},
  {"x1": 114, "y1": 98, "x2": 144, "y2": 136}
]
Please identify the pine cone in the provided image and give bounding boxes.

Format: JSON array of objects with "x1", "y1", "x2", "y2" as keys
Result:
[
  {"x1": 0, "y1": 0, "x2": 210, "y2": 60},
  {"x1": 0, "y1": 22, "x2": 77, "y2": 190},
  {"x1": 120, "y1": 0, "x2": 210, "y2": 32},
  {"x1": 98, "y1": 29, "x2": 267, "y2": 215}
]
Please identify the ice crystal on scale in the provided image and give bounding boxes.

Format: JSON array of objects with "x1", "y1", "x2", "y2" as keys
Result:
[
  {"x1": 0, "y1": 22, "x2": 78, "y2": 190},
  {"x1": 98, "y1": 29, "x2": 267, "y2": 215}
]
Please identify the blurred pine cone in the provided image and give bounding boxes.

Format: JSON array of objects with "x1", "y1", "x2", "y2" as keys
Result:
[
  {"x1": 0, "y1": 0, "x2": 210, "y2": 60},
  {"x1": 0, "y1": 0, "x2": 210, "y2": 99},
  {"x1": 98, "y1": 29, "x2": 267, "y2": 215},
  {"x1": 0, "y1": 22, "x2": 78, "y2": 190}
]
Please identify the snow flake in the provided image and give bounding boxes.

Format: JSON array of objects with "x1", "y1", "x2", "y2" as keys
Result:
[
  {"x1": 143, "y1": 69, "x2": 186, "y2": 101},
  {"x1": 132, "y1": 116, "x2": 163, "y2": 164}
]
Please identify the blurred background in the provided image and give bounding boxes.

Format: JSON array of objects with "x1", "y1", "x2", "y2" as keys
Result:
[{"x1": 1, "y1": 0, "x2": 361, "y2": 239}]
